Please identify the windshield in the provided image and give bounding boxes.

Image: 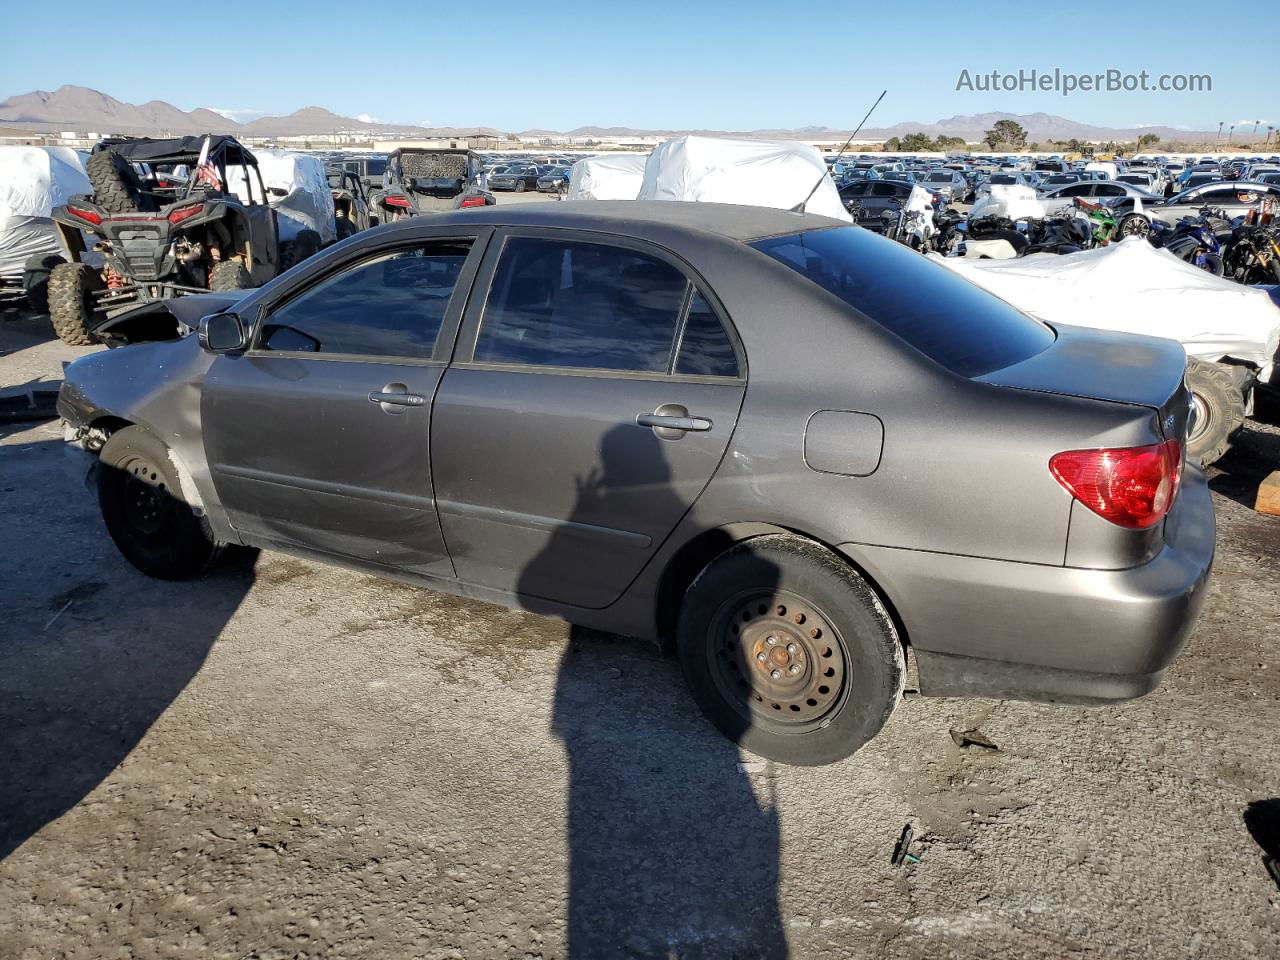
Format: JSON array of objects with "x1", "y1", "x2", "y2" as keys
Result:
[{"x1": 750, "y1": 227, "x2": 1055, "y2": 377}]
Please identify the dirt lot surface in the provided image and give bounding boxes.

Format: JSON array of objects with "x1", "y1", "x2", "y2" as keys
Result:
[{"x1": 2, "y1": 285, "x2": 1279, "y2": 959}]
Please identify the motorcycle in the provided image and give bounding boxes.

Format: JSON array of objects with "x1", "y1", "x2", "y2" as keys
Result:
[
  {"x1": 1224, "y1": 222, "x2": 1280, "y2": 284},
  {"x1": 1149, "y1": 206, "x2": 1231, "y2": 276}
]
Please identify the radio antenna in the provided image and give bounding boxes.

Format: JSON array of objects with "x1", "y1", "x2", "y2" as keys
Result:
[{"x1": 793, "y1": 89, "x2": 887, "y2": 213}]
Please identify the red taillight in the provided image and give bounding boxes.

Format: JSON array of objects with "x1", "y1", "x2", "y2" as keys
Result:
[
  {"x1": 459, "y1": 195, "x2": 487, "y2": 208},
  {"x1": 1049, "y1": 440, "x2": 1182, "y2": 529},
  {"x1": 66, "y1": 204, "x2": 102, "y2": 225},
  {"x1": 167, "y1": 203, "x2": 203, "y2": 225},
  {"x1": 383, "y1": 194, "x2": 410, "y2": 208}
]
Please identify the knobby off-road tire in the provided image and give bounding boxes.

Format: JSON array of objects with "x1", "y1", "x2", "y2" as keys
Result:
[
  {"x1": 97, "y1": 426, "x2": 220, "y2": 580},
  {"x1": 208, "y1": 260, "x2": 253, "y2": 292},
  {"x1": 677, "y1": 535, "x2": 905, "y2": 766},
  {"x1": 1184, "y1": 357, "x2": 1246, "y2": 466},
  {"x1": 87, "y1": 150, "x2": 149, "y2": 213},
  {"x1": 278, "y1": 229, "x2": 323, "y2": 274},
  {"x1": 47, "y1": 262, "x2": 103, "y2": 345}
]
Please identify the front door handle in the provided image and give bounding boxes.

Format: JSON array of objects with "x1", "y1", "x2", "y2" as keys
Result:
[
  {"x1": 637, "y1": 404, "x2": 712, "y2": 440},
  {"x1": 369, "y1": 382, "x2": 425, "y2": 414}
]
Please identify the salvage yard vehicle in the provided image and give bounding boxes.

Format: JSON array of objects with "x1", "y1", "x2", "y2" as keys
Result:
[
  {"x1": 488, "y1": 163, "x2": 545, "y2": 192},
  {"x1": 1117, "y1": 181, "x2": 1280, "y2": 234},
  {"x1": 45, "y1": 136, "x2": 312, "y2": 345},
  {"x1": 374, "y1": 148, "x2": 495, "y2": 213},
  {"x1": 58, "y1": 202, "x2": 1215, "y2": 767},
  {"x1": 326, "y1": 167, "x2": 372, "y2": 238}
]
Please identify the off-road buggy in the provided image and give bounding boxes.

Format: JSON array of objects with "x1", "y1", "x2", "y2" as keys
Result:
[
  {"x1": 368, "y1": 148, "x2": 494, "y2": 221},
  {"x1": 47, "y1": 136, "x2": 320, "y2": 345},
  {"x1": 325, "y1": 166, "x2": 372, "y2": 238}
]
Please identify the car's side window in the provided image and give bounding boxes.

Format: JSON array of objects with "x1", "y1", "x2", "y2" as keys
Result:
[
  {"x1": 473, "y1": 237, "x2": 688, "y2": 373},
  {"x1": 675, "y1": 292, "x2": 739, "y2": 378},
  {"x1": 259, "y1": 241, "x2": 472, "y2": 358}
]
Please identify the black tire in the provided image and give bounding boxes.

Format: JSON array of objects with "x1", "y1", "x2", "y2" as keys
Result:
[
  {"x1": 279, "y1": 228, "x2": 322, "y2": 273},
  {"x1": 1200, "y1": 253, "x2": 1225, "y2": 277},
  {"x1": 1118, "y1": 214, "x2": 1150, "y2": 238},
  {"x1": 677, "y1": 535, "x2": 904, "y2": 766},
  {"x1": 515, "y1": 179, "x2": 527, "y2": 193},
  {"x1": 47, "y1": 261, "x2": 103, "y2": 346},
  {"x1": 208, "y1": 260, "x2": 253, "y2": 292},
  {"x1": 97, "y1": 426, "x2": 219, "y2": 580},
  {"x1": 335, "y1": 216, "x2": 358, "y2": 240},
  {"x1": 1184, "y1": 357, "x2": 1246, "y2": 465},
  {"x1": 87, "y1": 150, "x2": 149, "y2": 213},
  {"x1": 21, "y1": 253, "x2": 64, "y2": 314}
]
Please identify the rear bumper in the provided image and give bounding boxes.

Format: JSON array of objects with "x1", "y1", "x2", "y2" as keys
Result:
[{"x1": 839, "y1": 466, "x2": 1216, "y2": 705}]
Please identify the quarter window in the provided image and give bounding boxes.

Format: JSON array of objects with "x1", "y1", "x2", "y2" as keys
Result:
[
  {"x1": 474, "y1": 237, "x2": 688, "y2": 373},
  {"x1": 260, "y1": 242, "x2": 471, "y2": 358},
  {"x1": 675, "y1": 293, "x2": 739, "y2": 378}
]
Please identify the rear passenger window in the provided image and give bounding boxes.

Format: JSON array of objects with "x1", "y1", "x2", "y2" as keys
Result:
[
  {"x1": 261, "y1": 242, "x2": 470, "y2": 357},
  {"x1": 475, "y1": 237, "x2": 687, "y2": 373},
  {"x1": 675, "y1": 293, "x2": 739, "y2": 378}
]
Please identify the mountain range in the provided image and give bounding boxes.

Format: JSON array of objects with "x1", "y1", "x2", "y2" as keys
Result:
[{"x1": 0, "y1": 86, "x2": 1218, "y2": 144}]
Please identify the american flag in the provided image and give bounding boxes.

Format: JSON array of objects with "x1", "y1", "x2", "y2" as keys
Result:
[{"x1": 194, "y1": 136, "x2": 222, "y2": 191}]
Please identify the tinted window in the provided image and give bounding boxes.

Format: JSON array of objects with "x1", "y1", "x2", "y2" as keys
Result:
[
  {"x1": 675, "y1": 293, "x2": 738, "y2": 378},
  {"x1": 365, "y1": 158, "x2": 386, "y2": 177},
  {"x1": 871, "y1": 182, "x2": 898, "y2": 197},
  {"x1": 475, "y1": 237, "x2": 687, "y2": 372},
  {"x1": 840, "y1": 182, "x2": 869, "y2": 197},
  {"x1": 751, "y1": 227, "x2": 1054, "y2": 377},
  {"x1": 1095, "y1": 184, "x2": 1126, "y2": 196},
  {"x1": 261, "y1": 243, "x2": 469, "y2": 357}
]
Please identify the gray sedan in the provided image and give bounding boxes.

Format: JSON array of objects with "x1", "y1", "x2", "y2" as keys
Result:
[
  {"x1": 58, "y1": 202, "x2": 1214, "y2": 765},
  {"x1": 1127, "y1": 181, "x2": 1280, "y2": 229}
]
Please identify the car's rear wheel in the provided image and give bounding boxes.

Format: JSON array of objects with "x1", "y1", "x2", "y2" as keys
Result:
[
  {"x1": 677, "y1": 535, "x2": 904, "y2": 766},
  {"x1": 1184, "y1": 358, "x2": 1246, "y2": 465},
  {"x1": 1118, "y1": 214, "x2": 1150, "y2": 238},
  {"x1": 97, "y1": 426, "x2": 219, "y2": 580},
  {"x1": 47, "y1": 261, "x2": 103, "y2": 345}
]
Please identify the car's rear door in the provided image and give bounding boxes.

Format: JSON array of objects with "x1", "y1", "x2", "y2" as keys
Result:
[
  {"x1": 201, "y1": 230, "x2": 489, "y2": 576},
  {"x1": 430, "y1": 229, "x2": 746, "y2": 609}
]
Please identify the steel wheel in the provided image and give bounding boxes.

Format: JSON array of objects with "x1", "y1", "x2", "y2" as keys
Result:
[
  {"x1": 709, "y1": 590, "x2": 848, "y2": 731},
  {"x1": 118, "y1": 455, "x2": 179, "y2": 547}
]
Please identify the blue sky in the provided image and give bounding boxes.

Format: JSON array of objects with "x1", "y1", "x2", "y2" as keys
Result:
[{"x1": 1, "y1": 0, "x2": 1275, "y2": 132}]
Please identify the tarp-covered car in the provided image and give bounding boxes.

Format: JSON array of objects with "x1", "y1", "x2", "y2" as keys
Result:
[
  {"x1": 567, "y1": 153, "x2": 649, "y2": 201},
  {"x1": 934, "y1": 237, "x2": 1280, "y2": 464},
  {"x1": 0, "y1": 146, "x2": 92, "y2": 311}
]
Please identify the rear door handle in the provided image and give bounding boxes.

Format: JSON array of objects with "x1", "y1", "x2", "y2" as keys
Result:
[
  {"x1": 637, "y1": 414, "x2": 712, "y2": 431},
  {"x1": 637, "y1": 404, "x2": 712, "y2": 439},
  {"x1": 369, "y1": 382, "x2": 425, "y2": 414}
]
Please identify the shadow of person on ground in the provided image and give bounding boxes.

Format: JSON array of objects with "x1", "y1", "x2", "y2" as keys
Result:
[
  {"x1": 0, "y1": 437, "x2": 253, "y2": 861},
  {"x1": 1243, "y1": 798, "x2": 1280, "y2": 889},
  {"x1": 520, "y1": 424, "x2": 788, "y2": 958}
]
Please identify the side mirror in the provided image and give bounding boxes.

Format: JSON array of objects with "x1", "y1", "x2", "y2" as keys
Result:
[{"x1": 198, "y1": 311, "x2": 248, "y2": 353}]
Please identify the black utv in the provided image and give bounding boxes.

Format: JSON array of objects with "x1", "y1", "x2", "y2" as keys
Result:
[
  {"x1": 47, "y1": 136, "x2": 319, "y2": 345},
  {"x1": 367, "y1": 148, "x2": 495, "y2": 221}
]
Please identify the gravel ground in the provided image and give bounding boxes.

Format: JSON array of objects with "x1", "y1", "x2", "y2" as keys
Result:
[{"x1": 1, "y1": 287, "x2": 1278, "y2": 959}]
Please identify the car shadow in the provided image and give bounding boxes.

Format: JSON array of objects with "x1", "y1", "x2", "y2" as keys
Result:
[
  {"x1": 0, "y1": 440, "x2": 253, "y2": 861},
  {"x1": 519, "y1": 424, "x2": 788, "y2": 958},
  {"x1": 1206, "y1": 423, "x2": 1280, "y2": 509}
]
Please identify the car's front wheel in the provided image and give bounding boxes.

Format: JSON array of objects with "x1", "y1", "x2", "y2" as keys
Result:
[
  {"x1": 677, "y1": 535, "x2": 904, "y2": 766},
  {"x1": 98, "y1": 427, "x2": 220, "y2": 579}
]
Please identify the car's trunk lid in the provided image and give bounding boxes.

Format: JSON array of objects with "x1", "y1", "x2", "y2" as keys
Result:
[{"x1": 977, "y1": 322, "x2": 1191, "y2": 442}]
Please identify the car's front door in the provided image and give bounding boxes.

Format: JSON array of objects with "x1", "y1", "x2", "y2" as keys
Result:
[
  {"x1": 430, "y1": 230, "x2": 746, "y2": 609},
  {"x1": 201, "y1": 233, "x2": 486, "y2": 576}
]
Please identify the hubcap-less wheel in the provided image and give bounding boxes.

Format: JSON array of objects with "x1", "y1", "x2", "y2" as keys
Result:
[
  {"x1": 120, "y1": 456, "x2": 177, "y2": 546},
  {"x1": 710, "y1": 591, "x2": 847, "y2": 728}
]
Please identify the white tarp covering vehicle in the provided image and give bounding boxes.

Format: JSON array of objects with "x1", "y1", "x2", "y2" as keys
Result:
[
  {"x1": 636, "y1": 136, "x2": 852, "y2": 221},
  {"x1": 932, "y1": 237, "x2": 1280, "y2": 378},
  {"x1": 229, "y1": 148, "x2": 335, "y2": 245},
  {"x1": 969, "y1": 183, "x2": 1047, "y2": 222},
  {"x1": 567, "y1": 153, "x2": 649, "y2": 201},
  {"x1": 0, "y1": 146, "x2": 91, "y2": 285}
]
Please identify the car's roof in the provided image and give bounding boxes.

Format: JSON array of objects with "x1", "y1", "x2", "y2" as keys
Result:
[{"x1": 385, "y1": 200, "x2": 848, "y2": 242}]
